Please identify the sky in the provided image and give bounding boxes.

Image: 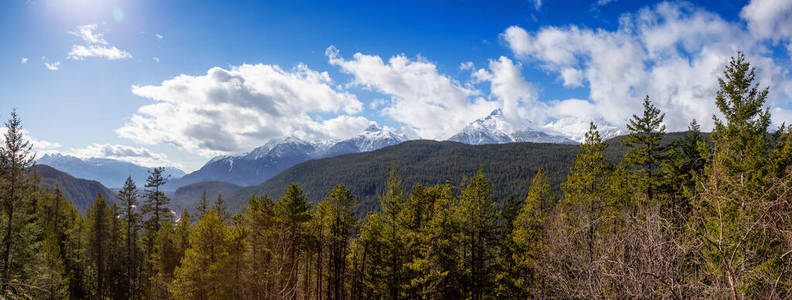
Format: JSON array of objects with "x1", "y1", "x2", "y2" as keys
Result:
[{"x1": 2, "y1": 0, "x2": 792, "y2": 172}]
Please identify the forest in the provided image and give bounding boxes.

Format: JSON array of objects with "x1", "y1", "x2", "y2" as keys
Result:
[{"x1": 1, "y1": 52, "x2": 791, "y2": 299}]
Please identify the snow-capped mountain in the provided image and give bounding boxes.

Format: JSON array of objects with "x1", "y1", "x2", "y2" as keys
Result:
[
  {"x1": 36, "y1": 154, "x2": 186, "y2": 189},
  {"x1": 167, "y1": 125, "x2": 408, "y2": 189},
  {"x1": 449, "y1": 109, "x2": 577, "y2": 145}
]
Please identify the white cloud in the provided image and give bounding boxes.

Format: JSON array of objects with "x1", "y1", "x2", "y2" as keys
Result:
[
  {"x1": 44, "y1": 61, "x2": 60, "y2": 71},
  {"x1": 152, "y1": 57, "x2": 160, "y2": 63},
  {"x1": 69, "y1": 143, "x2": 177, "y2": 168},
  {"x1": 118, "y1": 63, "x2": 365, "y2": 157},
  {"x1": 531, "y1": 0, "x2": 542, "y2": 10},
  {"x1": 326, "y1": 46, "x2": 497, "y2": 139},
  {"x1": 473, "y1": 56, "x2": 542, "y2": 127},
  {"x1": 502, "y1": 2, "x2": 792, "y2": 137},
  {"x1": 0, "y1": 128, "x2": 61, "y2": 155},
  {"x1": 155, "y1": 33, "x2": 164, "y2": 40},
  {"x1": 68, "y1": 45, "x2": 132, "y2": 60},
  {"x1": 459, "y1": 61, "x2": 474, "y2": 70},
  {"x1": 560, "y1": 68, "x2": 583, "y2": 87},
  {"x1": 67, "y1": 24, "x2": 132, "y2": 60},
  {"x1": 741, "y1": 0, "x2": 792, "y2": 42},
  {"x1": 69, "y1": 24, "x2": 107, "y2": 45},
  {"x1": 20, "y1": 57, "x2": 27, "y2": 64}
]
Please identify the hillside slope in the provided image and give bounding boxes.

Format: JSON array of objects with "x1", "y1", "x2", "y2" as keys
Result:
[{"x1": 32, "y1": 164, "x2": 116, "y2": 211}]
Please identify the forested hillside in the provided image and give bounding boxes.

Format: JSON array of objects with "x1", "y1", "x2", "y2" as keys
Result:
[
  {"x1": 32, "y1": 164, "x2": 115, "y2": 211},
  {"x1": 222, "y1": 132, "x2": 694, "y2": 213},
  {"x1": 1, "y1": 52, "x2": 790, "y2": 299}
]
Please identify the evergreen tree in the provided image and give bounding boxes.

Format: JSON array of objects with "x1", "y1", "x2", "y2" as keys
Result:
[
  {"x1": 379, "y1": 165, "x2": 406, "y2": 299},
  {"x1": 142, "y1": 167, "x2": 170, "y2": 233},
  {"x1": 117, "y1": 176, "x2": 141, "y2": 298},
  {"x1": 692, "y1": 51, "x2": 781, "y2": 297},
  {"x1": 214, "y1": 194, "x2": 230, "y2": 223},
  {"x1": 171, "y1": 209, "x2": 233, "y2": 299},
  {"x1": 276, "y1": 183, "x2": 312, "y2": 298},
  {"x1": 196, "y1": 191, "x2": 210, "y2": 217},
  {"x1": 86, "y1": 193, "x2": 111, "y2": 298},
  {"x1": 245, "y1": 194, "x2": 278, "y2": 297},
  {"x1": 511, "y1": 168, "x2": 552, "y2": 296},
  {"x1": 317, "y1": 184, "x2": 357, "y2": 299},
  {"x1": 623, "y1": 95, "x2": 667, "y2": 203},
  {"x1": 0, "y1": 110, "x2": 41, "y2": 293},
  {"x1": 456, "y1": 169, "x2": 499, "y2": 300}
]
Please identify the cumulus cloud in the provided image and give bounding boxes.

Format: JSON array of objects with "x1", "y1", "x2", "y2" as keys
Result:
[
  {"x1": 20, "y1": 57, "x2": 27, "y2": 64},
  {"x1": 152, "y1": 57, "x2": 160, "y2": 63},
  {"x1": 67, "y1": 24, "x2": 132, "y2": 60},
  {"x1": 69, "y1": 143, "x2": 176, "y2": 168},
  {"x1": 472, "y1": 56, "x2": 542, "y2": 127},
  {"x1": 155, "y1": 33, "x2": 164, "y2": 40},
  {"x1": 741, "y1": 0, "x2": 792, "y2": 42},
  {"x1": 44, "y1": 61, "x2": 60, "y2": 71},
  {"x1": 118, "y1": 63, "x2": 366, "y2": 157},
  {"x1": 326, "y1": 46, "x2": 497, "y2": 139},
  {"x1": 502, "y1": 2, "x2": 792, "y2": 137},
  {"x1": 0, "y1": 128, "x2": 62, "y2": 155}
]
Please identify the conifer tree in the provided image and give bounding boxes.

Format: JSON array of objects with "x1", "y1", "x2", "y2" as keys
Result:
[
  {"x1": 623, "y1": 95, "x2": 667, "y2": 203},
  {"x1": 86, "y1": 193, "x2": 111, "y2": 298},
  {"x1": 379, "y1": 165, "x2": 406, "y2": 299},
  {"x1": 117, "y1": 176, "x2": 141, "y2": 298},
  {"x1": 214, "y1": 194, "x2": 230, "y2": 222},
  {"x1": 511, "y1": 168, "x2": 552, "y2": 296},
  {"x1": 318, "y1": 184, "x2": 357, "y2": 299},
  {"x1": 245, "y1": 194, "x2": 278, "y2": 297},
  {"x1": 456, "y1": 169, "x2": 499, "y2": 300},
  {"x1": 171, "y1": 209, "x2": 232, "y2": 299},
  {"x1": 276, "y1": 183, "x2": 311, "y2": 298},
  {"x1": 692, "y1": 51, "x2": 779, "y2": 297},
  {"x1": 0, "y1": 110, "x2": 41, "y2": 292},
  {"x1": 196, "y1": 191, "x2": 210, "y2": 217},
  {"x1": 142, "y1": 167, "x2": 170, "y2": 233}
]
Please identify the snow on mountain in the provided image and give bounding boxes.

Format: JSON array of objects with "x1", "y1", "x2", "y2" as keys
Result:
[
  {"x1": 449, "y1": 109, "x2": 577, "y2": 145},
  {"x1": 168, "y1": 126, "x2": 408, "y2": 189},
  {"x1": 36, "y1": 153, "x2": 186, "y2": 188}
]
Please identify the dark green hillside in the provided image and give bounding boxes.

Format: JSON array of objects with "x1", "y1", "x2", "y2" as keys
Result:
[
  {"x1": 224, "y1": 132, "x2": 701, "y2": 213},
  {"x1": 31, "y1": 164, "x2": 116, "y2": 211},
  {"x1": 170, "y1": 181, "x2": 241, "y2": 212}
]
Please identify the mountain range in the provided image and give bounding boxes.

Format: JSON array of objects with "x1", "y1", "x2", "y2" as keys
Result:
[
  {"x1": 449, "y1": 109, "x2": 577, "y2": 145},
  {"x1": 36, "y1": 154, "x2": 185, "y2": 189},
  {"x1": 35, "y1": 111, "x2": 624, "y2": 193}
]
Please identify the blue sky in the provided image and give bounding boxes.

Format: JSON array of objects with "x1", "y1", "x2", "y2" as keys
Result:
[{"x1": 2, "y1": 0, "x2": 792, "y2": 171}]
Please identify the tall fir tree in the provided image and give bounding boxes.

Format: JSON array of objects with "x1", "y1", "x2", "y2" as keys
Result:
[
  {"x1": 622, "y1": 95, "x2": 667, "y2": 203},
  {"x1": 117, "y1": 176, "x2": 141, "y2": 298},
  {"x1": 0, "y1": 110, "x2": 42, "y2": 294}
]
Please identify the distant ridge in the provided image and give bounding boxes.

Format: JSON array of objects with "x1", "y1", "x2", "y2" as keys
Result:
[{"x1": 32, "y1": 164, "x2": 115, "y2": 211}]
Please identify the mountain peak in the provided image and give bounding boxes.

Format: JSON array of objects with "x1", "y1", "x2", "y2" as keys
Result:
[{"x1": 363, "y1": 124, "x2": 381, "y2": 132}]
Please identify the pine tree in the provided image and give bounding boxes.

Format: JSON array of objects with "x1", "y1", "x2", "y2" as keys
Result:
[
  {"x1": 117, "y1": 176, "x2": 141, "y2": 298},
  {"x1": 171, "y1": 209, "x2": 232, "y2": 299},
  {"x1": 214, "y1": 194, "x2": 230, "y2": 223},
  {"x1": 623, "y1": 95, "x2": 667, "y2": 203},
  {"x1": 245, "y1": 194, "x2": 278, "y2": 297},
  {"x1": 456, "y1": 169, "x2": 499, "y2": 300},
  {"x1": 379, "y1": 165, "x2": 406, "y2": 299},
  {"x1": 692, "y1": 51, "x2": 780, "y2": 297},
  {"x1": 86, "y1": 193, "x2": 111, "y2": 298},
  {"x1": 0, "y1": 110, "x2": 41, "y2": 293},
  {"x1": 276, "y1": 183, "x2": 312, "y2": 298},
  {"x1": 196, "y1": 191, "x2": 210, "y2": 217},
  {"x1": 511, "y1": 168, "x2": 552, "y2": 296},
  {"x1": 553, "y1": 122, "x2": 611, "y2": 297},
  {"x1": 142, "y1": 167, "x2": 171, "y2": 233},
  {"x1": 317, "y1": 184, "x2": 357, "y2": 299}
]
